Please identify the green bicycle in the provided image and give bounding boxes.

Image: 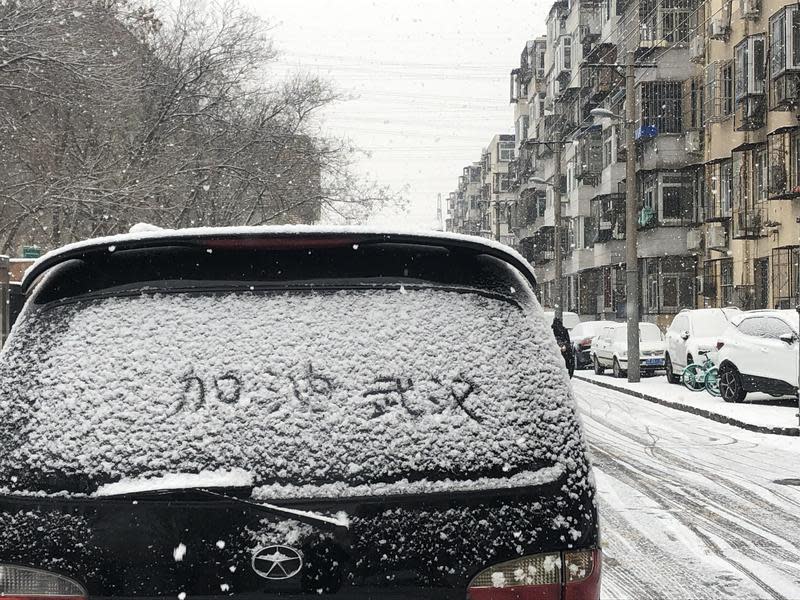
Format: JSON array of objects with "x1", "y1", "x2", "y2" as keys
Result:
[{"x1": 681, "y1": 350, "x2": 720, "y2": 397}]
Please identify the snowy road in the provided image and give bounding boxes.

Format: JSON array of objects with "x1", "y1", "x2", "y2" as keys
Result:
[{"x1": 572, "y1": 379, "x2": 800, "y2": 599}]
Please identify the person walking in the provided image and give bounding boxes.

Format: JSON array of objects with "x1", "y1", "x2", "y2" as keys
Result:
[{"x1": 552, "y1": 317, "x2": 574, "y2": 378}]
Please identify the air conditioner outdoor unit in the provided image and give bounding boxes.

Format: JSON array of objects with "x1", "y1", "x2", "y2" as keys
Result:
[
  {"x1": 689, "y1": 36, "x2": 705, "y2": 63},
  {"x1": 707, "y1": 223, "x2": 726, "y2": 248},
  {"x1": 686, "y1": 228, "x2": 702, "y2": 250},
  {"x1": 685, "y1": 130, "x2": 702, "y2": 154},
  {"x1": 708, "y1": 17, "x2": 729, "y2": 40}
]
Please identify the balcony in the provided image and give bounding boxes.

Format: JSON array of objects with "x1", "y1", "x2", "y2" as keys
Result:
[
  {"x1": 590, "y1": 194, "x2": 626, "y2": 244},
  {"x1": 735, "y1": 96, "x2": 766, "y2": 131},
  {"x1": 732, "y1": 207, "x2": 768, "y2": 239},
  {"x1": 771, "y1": 72, "x2": 800, "y2": 111}
]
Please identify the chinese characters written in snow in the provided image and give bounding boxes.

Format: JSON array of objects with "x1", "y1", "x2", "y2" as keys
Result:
[{"x1": 172, "y1": 363, "x2": 483, "y2": 422}]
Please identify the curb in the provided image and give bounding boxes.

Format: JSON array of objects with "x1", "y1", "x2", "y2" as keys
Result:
[{"x1": 574, "y1": 375, "x2": 800, "y2": 437}]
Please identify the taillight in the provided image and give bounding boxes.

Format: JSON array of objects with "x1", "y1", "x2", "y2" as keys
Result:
[
  {"x1": 564, "y1": 549, "x2": 601, "y2": 599},
  {"x1": 467, "y1": 549, "x2": 600, "y2": 600},
  {"x1": 716, "y1": 341, "x2": 725, "y2": 350},
  {"x1": 0, "y1": 564, "x2": 87, "y2": 600}
]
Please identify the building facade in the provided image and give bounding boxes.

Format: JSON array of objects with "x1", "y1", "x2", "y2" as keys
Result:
[
  {"x1": 446, "y1": 134, "x2": 517, "y2": 244},
  {"x1": 445, "y1": 0, "x2": 800, "y2": 324}
]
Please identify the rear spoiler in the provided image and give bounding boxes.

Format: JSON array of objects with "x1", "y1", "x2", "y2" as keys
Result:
[{"x1": 21, "y1": 231, "x2": 537, "y2": 294}]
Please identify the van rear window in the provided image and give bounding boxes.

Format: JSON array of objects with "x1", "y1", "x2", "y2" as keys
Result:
[{"x1": 0, "y1": 286, "x2": 589, "y2": 498}]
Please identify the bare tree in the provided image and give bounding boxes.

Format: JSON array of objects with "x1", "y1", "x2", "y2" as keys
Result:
[{"x1": 0, "y1": 0, "x2": 403, "y2": 253}]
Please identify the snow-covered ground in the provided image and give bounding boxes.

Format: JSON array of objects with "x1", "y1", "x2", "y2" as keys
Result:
[
  {"x1": 573, "y1": 379, "x2": 800, "y2": 599},
  {"x1": 575, "y1": 370, "x2": 799, "y2": 434}
]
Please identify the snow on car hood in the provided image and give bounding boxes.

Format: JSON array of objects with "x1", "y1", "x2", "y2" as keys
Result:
[{"x1": 0, "y1": 287, "x2": 589, "y2": 497}]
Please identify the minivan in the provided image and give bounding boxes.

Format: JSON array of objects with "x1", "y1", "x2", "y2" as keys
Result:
[{"x1": 0, "y1": 227, "x2": 600, "y2": 599}]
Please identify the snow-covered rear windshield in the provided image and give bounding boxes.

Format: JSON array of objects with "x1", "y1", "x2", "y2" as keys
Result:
[
  {"x1": 0, "y1": 285, "x2": 587, "y2": 497},
  {"x1": 614, "y1": 324, "x2": 663, "y2": 343}
]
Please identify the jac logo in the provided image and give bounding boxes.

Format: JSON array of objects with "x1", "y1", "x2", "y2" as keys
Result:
[{"x1": 251, "y1": 545, "x2": 303, "y2": 580}]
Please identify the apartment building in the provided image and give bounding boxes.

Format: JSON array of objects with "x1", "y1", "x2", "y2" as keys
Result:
[
  {"x1": 699, "y1": 0, "x2": 800, "y2": 310},
  {"x1": 446, "y1": 135, "x2": 517, "y2": 245},
  {"x1": 500, "y1": 0, "x2": 709, "y2": 326},
  {"x1": 445, "y1": 0, "x2": 800, "y2": 318}
]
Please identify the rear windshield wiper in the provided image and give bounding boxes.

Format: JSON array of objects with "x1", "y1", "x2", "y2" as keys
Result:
[
  {"x1": 94, "y1": 486, "x2": 349, "y2": 531},
  {"x1": 196, "y1": 488, "x2": 350, "y2": 531}
]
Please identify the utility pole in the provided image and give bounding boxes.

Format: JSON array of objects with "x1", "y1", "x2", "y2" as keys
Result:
[
  {"x1": 624, "y1": 50, "x2": 640, "y2": 383},
  {"x1": 587, "y1": 54, "x2": 655, "y2": 383},
  {"x1": 553, "y1": 142, "x2": 563, "y2": 321}
]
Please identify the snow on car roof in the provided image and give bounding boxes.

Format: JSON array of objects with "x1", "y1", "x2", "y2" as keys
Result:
[{"x1": 22, "y1": 225, "x2": 537, "y2": 290}]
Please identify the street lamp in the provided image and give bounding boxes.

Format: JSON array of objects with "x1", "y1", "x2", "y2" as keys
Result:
[
  {"x1": 589, "y1": 107, "x2": 622, "y2": 121},
  {"x1": 589, "y1": 60, "x2": 641, "y2": 383}
]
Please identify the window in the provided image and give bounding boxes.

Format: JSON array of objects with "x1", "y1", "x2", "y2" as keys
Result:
[
  {"x1": 755, "y1": 257, "x2": 770, "y2": 309},
  {"x1": 754, "y1": 147, "x2": 767, "y2": 202},
  {"x1": 640, "y1": 172, "x2": 695, "y2": 225},
  {"x1": 494, "y1": 172, "x2": 511, "y2": 192},
  {"x1": 721, "y1": 62, "x2": 734, "y2": 116},
  {"x1": 771, "y1": 9, "x2": 787, "y2": 76},
  {"x1": 602, "y1": 127, "x2": 614, "y2": 168},
  {"x1": 499, "y1": 141, "x2": 515, "y2": 161},
  {"x1": 642, "y1": 256, "x2": 696, "y2": 314},
  {"x1": 734, "y1": 35, "x2": 765, "y2": 102},
  {"x1": 641, "y1": 81, "x2": 683, "y2": 133},
  {"x1": 660, "y1": 0, "x2": 690, "y2": 42},
  {"x1": 562, "y1": 36, "x2": 571, "y2": 71},
  {"x1": 772, "y1": 246, "x2": 800, "y2": 308},
  {"x1": 720, "y1": 259, "x2": 734, "y2": 306},
  {"x1": 792, "y1": 131, "x2": 800, "y2": 191},
  {"x1": 720, "y1": 159, "x2": 733, "y2": 217},
  {"x1": 688, "y1": 77, "x2": 703, "y2": 129},
  {"x1": 705, "y1": 62, "x2": 717, "y2": 122},
  {"x1": 770, "y1": 5, "x2": 800, "y2": 78}
]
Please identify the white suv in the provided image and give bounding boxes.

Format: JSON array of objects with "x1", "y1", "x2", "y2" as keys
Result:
[
  {"x1": 664, "y1": 308, "x2": 739, "y2": 383},
  {"x1": 716, "y1": 310, "x2": 799, "y2": 403}
]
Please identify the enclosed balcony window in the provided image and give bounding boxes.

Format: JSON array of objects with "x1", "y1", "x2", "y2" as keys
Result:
[
  {"x1": 734, "y1": 35, "x2": 765, "y2": 101},
  {"x1": 770, "y1": 5, "x2": 800, "y2": 78},
  {"x1": 705, "y1": 159, "x2": 733, "y2": 220},
  {"x1": 591, "y1": 194, "x2": 625, "y2": 242},
  {"x1": 639, "y1": 171, "x2": 696, "y2": 226}
]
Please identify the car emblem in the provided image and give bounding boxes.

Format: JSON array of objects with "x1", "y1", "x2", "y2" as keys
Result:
[{"x1": 251, "y1": 545, "x2": 303, "y2": 580}]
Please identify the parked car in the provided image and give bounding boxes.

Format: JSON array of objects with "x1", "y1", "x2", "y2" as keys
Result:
[
  {"x1": 571, "y1": 320, "x2": 618, "y2": 370},
  {"x1": 716, "y1": 309, "x2": 799, "y2": 403},
  {"x1": 0, "y1": 228, "x2": 600, "y2": 600},
  {"x1": 542, "y1": 309, "x2": 581, "y2": 331},
  {"x1": 664, "y1": 308, "x2": 740, "y2": 383},
  {"x1": 592, "y1": 321, "x2": 666, "y2": 378}
]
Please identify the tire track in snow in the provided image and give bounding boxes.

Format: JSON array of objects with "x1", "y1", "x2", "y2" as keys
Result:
[{"x1": 572, "y1": 380, "x2": 800, "y2": 599}]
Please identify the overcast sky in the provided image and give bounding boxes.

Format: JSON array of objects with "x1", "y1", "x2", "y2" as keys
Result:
[{"x1": 242, "y1": 0, "x2": 549, "y2": 229}]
